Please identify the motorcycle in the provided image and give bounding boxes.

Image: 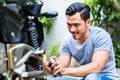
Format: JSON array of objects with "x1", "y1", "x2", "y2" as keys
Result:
[{"x1": 0, "y1": 0, "x2": 58, "y2": 80}]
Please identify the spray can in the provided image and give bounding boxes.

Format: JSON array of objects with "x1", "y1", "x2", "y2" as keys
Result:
[{"x1": 48, "y1": 58, "x2": 60, "y2": 77}]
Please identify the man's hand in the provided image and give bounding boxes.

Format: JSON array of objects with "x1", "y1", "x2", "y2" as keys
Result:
[{"x1": 49, "y1": 56, "x2": 65, "y2": 76}]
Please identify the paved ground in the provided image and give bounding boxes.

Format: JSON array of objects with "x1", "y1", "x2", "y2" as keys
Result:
[
  {"x1": 117, "y1": 68, "x2": 120, "y2": 75},
  {"x1": 117, "y1": 68, "x2": 120, "y2": 80}
]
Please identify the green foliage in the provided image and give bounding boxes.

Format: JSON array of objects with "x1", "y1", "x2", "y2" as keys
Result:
[
  {"x1": 46, "y1": 43, "x2": 60, "y2": 59},
  {"x1": 38, "y1": 17, "x2": 55, "y2": 33},
  {"x1": 114, "y1": 41, "x2": 120, "y2": 68},
  {"x1": 84, "y1": 0, "x2": 120, "y2": 68},
  {"x1": 84, "y1": 0, "x2": 120, "y2": 29}
]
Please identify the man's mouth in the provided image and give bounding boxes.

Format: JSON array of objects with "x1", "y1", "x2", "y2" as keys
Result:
[
  {"x1": 71, "y1": 31, "x2": 79, "y2": 35},
  {"x1": 71, "y1": 32, "x2": 79, "y2": 38}
]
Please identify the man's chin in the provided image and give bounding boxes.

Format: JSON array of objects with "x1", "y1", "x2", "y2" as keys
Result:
[{"x1": 72, "y1": 36, "x2": 78, "y2": 40}]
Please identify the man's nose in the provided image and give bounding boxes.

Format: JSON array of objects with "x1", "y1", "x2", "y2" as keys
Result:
[{"x1": 70, "y1": 26, "x2": 76, "y2": 32}]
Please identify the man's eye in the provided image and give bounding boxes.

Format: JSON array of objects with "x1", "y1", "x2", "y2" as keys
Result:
[
  {"x1": 74, "y1": 24, "x2": 80, "y2": 27},
  {"x1": 67, "y1": 24, "x2": 72, "y2": 27}
]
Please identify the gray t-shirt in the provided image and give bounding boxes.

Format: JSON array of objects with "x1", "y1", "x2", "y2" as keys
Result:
[{"x1": 60, "y1": 27, "x2": 119, "y2": 80}]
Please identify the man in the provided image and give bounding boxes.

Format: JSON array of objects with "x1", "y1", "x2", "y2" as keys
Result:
[{"x1": 43, "y1": 2, "x2": 119, "y2": 80}]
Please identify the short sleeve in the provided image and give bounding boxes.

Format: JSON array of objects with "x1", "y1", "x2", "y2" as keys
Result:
[
  {"x1": 93, "y1": 30, "x2": 112, "y2": 52},
  {"x1": 59, "y1": 37, "x2": 72, "y2": 55}
]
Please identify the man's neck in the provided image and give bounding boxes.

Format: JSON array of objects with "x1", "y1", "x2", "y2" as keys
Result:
[{"x1": 77, "y1": 29, "x2": 90, "y2": 45}]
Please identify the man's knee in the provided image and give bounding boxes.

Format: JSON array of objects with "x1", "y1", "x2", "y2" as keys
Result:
[
  {"x1": 84, "y1": 73, "x2": 112, "y2": 80},
  {"x1": 84, "y1": 73, "x2": 99, "y2": 80}
]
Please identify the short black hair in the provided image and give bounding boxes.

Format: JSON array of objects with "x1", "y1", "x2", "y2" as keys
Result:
[{"x1": 65, "y1": 2, "x2": 90, "y2": 21}]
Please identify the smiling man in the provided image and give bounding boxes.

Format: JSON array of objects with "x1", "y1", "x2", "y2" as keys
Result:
[{"x1": 43, "y1": 2, "x2": 119, "y2": 80}]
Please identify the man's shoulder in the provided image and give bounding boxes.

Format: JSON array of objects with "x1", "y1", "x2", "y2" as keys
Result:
[
  {"x1": 90, "y1": 27, "x2": 105, "y2": 32},
  {"x1": 90, "y1": 27, "x2": 109, "y2": 36},
  {"x1": 89, "y1": 27, "x2": 111, "y2": 42}
]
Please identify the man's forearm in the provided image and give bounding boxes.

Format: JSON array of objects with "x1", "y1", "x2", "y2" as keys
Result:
[{"x1": 62, "y1": 62, "x2": 101, "y2": 77}]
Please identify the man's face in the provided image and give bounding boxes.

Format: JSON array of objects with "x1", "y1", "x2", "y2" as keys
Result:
[{"x1": 66, "y1": 12, "x2": 90, "y2": 41}]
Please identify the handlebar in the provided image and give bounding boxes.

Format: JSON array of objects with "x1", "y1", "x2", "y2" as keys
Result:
[{"x1": 39, "y1": 11, "x2": 58, "y2": 18}]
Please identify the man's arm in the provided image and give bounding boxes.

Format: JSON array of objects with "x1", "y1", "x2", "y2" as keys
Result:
[
  {"x1": 53, "y1": 50, "x2": 109, "y2": 77},
  {"x1": 58, "y1": 54, "x2": 71, "y2": 67}
]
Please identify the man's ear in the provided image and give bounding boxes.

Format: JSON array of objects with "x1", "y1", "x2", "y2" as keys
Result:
[{"x1": 86, "y1": 19, "x2": 91, "y2": 26}]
